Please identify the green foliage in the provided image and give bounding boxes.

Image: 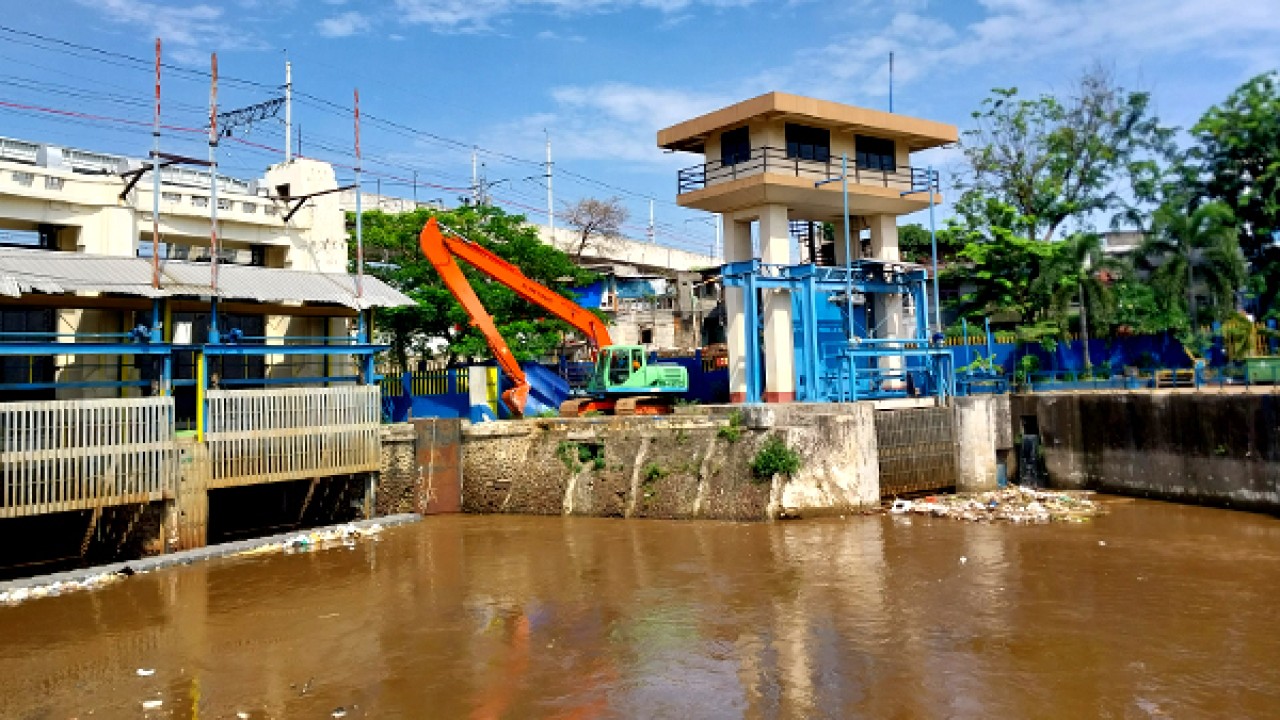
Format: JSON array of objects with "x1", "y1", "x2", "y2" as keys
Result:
[
  {"x1": 1137, "y1": 198, "x2": 1246, "y2": 327},
  {"x1": 535, "y1": 409, "x2": 560, "y2": 418},
  {"x1": 1014, "y1": 354, "x2": 1041, "y2": 385},
  {"x1": 717, "y1": 410, "x2": 743, "y2": 443},
  {"x1": 750, "y1": 435, "x2": 801, "y2": 482},
  {"x1": 555, "y1": 441, "x2": 577, "y2": 472},
  {"x1": 958, "y1": 353, "x2": 1002, "y2": 375},
  {"x1": 960, "y1": 69, "x2": 1171, "y2": 243},
  {"x1": 642, "y1": 463, "x2": 666, "y2": 484},
  {"x1": 1221, "y1": 312, "x2": 1258, "y2": 361},
  {"x1": 943, "y1": 203, "x2": 1057, "y2": 324},
  {"x1": 898, "y1": 223, "x2": 965, "y2": 265},
  {"x1": 556, "y1": 441, "x2": 605, "y2": 471},
  {"x1": 1192, "y1": 72, "x2": 1280, "y2": 319},
  {"x1": 353, "y1": 204, "x2": 599, "y2": 370}
]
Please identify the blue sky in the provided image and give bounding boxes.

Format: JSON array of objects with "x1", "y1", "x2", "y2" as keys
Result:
[{"x1": 2, "y1": 0, "x2": 1279, "y2": 254}]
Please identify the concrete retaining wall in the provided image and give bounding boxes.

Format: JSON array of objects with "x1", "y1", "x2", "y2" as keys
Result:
[
  {"x1": 1011, "y1": 392, "x2": 1280, "y2": 512},
  {"x1": 460, "y1": 405, "x2": 882, "y2": 521}
]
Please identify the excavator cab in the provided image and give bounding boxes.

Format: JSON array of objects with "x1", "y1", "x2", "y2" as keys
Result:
[{"x1": 586, "y1": 345, "x2": 689, "y2": 395}]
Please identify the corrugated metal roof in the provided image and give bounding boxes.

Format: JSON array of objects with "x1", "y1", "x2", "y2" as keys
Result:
[{"x1": 0, "y1": 247, "x2": 413, "y2": 309}]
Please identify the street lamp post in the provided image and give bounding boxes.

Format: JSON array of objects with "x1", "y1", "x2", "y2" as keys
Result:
[
  {"x1": 901, "y1": 166, "x2": 942, "y2": 335},
  {"x1": 815, "y1": 153, "x2": 854, "y2": 338}
]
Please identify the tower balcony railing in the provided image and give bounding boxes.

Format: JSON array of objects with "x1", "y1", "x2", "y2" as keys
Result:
[{"x1": 677, "y1": 146, "x2": 933, "y2": 195}]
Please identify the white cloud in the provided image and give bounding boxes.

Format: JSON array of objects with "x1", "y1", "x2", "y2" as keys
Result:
[
  {"x1": 487, "y1": 82, "x2": 732, "y2": 167},
  {"x1": 779, "y1": 0, "x2": 1280, "y2": 101},
  {"x1": 391, "y1": 0, "x2": 753, "y2": 32},
  {"x1": 78, "y1": 0, "x2": 266, "y2": 55},
  {"x1": 316, "y1": 11, "x2": 372, "y2": 37}
]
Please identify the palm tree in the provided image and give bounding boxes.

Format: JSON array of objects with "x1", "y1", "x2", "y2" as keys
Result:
[
  {"x1": 1037, "y1": 232, "x2": 1123, "y2": 369},
  {"x1": 1140, "y1": 198, "x2": 1246, "y2": 328}
]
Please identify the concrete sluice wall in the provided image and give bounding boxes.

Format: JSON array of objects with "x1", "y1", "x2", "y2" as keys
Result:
[
  {"x1": 1013, "y1": 392, "x2": 1280, "y2": 512},
  {"x1": 461, "y1": 403, "x2": 948, "y2": 520}
]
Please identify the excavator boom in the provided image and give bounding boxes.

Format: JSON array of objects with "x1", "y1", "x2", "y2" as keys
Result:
[{"x1": 418, "y1": 218, "x2": 612, "y2": 416}]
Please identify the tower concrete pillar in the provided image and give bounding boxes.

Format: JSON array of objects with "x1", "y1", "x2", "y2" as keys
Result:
[
  {"x1": 723, "y1": 217, "x2": 753, "y2": 403},
  {"x1": 831, "y1": 216, "x2": 857, "y2": 266},
  {"x1": 868, "y1": 214, "x2": 904, "y2": 378},
  {"x1": 759, "y1": 205, "x2": 795, "y2": 402}
]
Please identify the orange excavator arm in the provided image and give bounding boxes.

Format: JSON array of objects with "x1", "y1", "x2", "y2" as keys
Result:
[{"x1": 418, "y1": 218, "x2": 612, "y2": 417}]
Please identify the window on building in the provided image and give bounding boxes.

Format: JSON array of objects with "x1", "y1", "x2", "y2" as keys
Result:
[
  {"x1": 720, "y1": 126, "x2": 751, "y2": 166},
  {"x1": 0, "y1": 309, "x2": 55, "y2": 402},
  {"x1": 785, "y1": 124, "x2": 830, "y2": 162},
  {"x1": 855, "y1": 135, "x2": 896, "y2": 171},
  {"x1": 640, "y1": 327, "x2": 654, "y2": 345}
]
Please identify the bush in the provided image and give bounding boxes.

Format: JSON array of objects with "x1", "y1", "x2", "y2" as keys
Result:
[
  {"x1": 750, "y1": 435, "x2": 801, "y2": 482},
  {"x1": 642, "y1": 463, "x2": 666, "y2": 484},
  {"x1": 717, "y1": 409, "x2": 744, "y2": 443}
]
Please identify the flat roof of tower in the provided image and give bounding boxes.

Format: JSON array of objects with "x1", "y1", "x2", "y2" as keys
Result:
[{"x1": 656, "y1": 91, "x2": 958, "y2": 154}]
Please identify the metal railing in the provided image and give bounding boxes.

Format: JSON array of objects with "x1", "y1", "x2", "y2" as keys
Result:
[
  {"x1": 1009, "y1": 364, "x2": 1280, "y2": 393},
  {"x1": 677, "y1": 146, "x2": 932, "y2": 195},
  {"x1": 205, "y1": 386, "x2": 381, "y2": 488},
  {"x1": 0, "y1": 397, "x2": 176, "y2": 518}
]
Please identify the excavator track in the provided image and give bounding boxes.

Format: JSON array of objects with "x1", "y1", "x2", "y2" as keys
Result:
[
  {"x1": 559, "y1": 396, "x2": 677, "y2": 417},
  {"x1": 613, "y1": 395, "x2": 675, "y2": 416},
  {"x1": 559, "y1": 398, "x2": 615, "y2": 417}
]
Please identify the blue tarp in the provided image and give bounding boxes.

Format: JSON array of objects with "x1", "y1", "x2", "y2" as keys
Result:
[{"x1": 569, "y1": 281, "x2": 604, "y2": 309}]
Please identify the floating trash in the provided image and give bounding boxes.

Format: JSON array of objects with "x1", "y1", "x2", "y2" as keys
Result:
[
  {"x1": 136, "y1": 668, "x2": 156, "y2": 677},
  {"x1": 0, "y1": 523, "x2": 387, "y2": 608},
  {"x1": 142, "y1": 699, "x2": 164, "y2": 710},
  {"x1": 884, "y1": 486, "x2": 1102, "y2": 524}
]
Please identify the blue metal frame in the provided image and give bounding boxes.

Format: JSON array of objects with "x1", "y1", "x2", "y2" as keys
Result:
[{"x1": 720, "y1": 259, "x2": 952, "y2": 403}]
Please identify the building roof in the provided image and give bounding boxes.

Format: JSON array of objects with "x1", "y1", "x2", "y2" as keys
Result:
[
  {"x1": 657, "y1": 91, "x2": 958, "y2": 154},
  {"x1": 0, "y1": 247, "x2": 413, "y2": 310}
]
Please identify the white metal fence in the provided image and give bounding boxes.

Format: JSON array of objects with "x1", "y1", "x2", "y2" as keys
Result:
[
  {"x1": 0, "y1": 397, "x2": 176, "y2": 518},
  {"x1": 205, "y1": 386, "x2": 381, "y2": 488}
]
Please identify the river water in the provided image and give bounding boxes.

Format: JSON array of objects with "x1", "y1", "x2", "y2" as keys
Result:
[{"x1": 2, "y1": 498, "x2": 1278, "y2": 719}]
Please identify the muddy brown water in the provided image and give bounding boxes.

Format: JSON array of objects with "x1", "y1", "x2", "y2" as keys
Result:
[{"x1": 2, "y1": 498, "x2": 1279, "y2": 719}]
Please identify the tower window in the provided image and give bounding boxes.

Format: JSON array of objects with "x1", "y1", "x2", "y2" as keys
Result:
[
  {"x1": 721, "y1": 126, "x2": 751, "y2": 166},
  {"x1": 855, "y1": 135, "x2": 896, "y2": 171},
  {"x1": 786, "y1": 124, "x2": 830, "y2": 162}
]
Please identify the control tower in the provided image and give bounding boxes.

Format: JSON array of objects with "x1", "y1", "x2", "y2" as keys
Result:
[{"x1": 658, "y1": 92, "x2": 957, "y2": 402}]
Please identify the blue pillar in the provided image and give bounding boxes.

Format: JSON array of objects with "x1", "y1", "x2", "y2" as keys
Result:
[
  {"x1": 743, "y1": 269, "x2": 761, "y2": 404},
  {"x1": 804, "y1": 272, "x2": 820, "y2": 401}
]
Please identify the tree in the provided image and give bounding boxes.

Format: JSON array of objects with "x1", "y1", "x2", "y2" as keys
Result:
[
  {"x1": 1138, "y1": 197, "x2": 1246, "y2": 328},
  {"x1": 352, "y1": 204, "x2": 598, "y2": 371},
  {"x1": 1191, "y1": 72, "x2": 1280, "y2": 320},
  {"x1": 1036, "y1": 232, "x2": 1125, "y2": 367},
  {"x1": 959, "y1": 67, "x2": 1171, "y2": 242},
  {"x1": 898, "y1": 222, "x2": 965, "y2": 265},
  {"x1": 942, "y1": 200, "x2": 1057, "y2": 325},
  {"x1": 560, "y1": 197, "x2": 628, "y2": 261}
]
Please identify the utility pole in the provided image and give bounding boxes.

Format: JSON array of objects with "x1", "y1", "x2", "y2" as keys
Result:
[
  {"x1": 151, "y1": 38, "x2": 161, "y2": 291},
  {"x1": 471, "y1": 148, "x2": 479, "y2": 205},
  {"x1": 545, "y1": 130, "x2": 554, "y2": 237},
  {"x1": 284, "y1": 59, "x2": 292, "y2": 162},
  {"x1": 354, "y1": 88, "x2": 364, "y2": 301},
  {"x1": 208, "y1": 53, "x2": 220, "y2": 343},
  {"x1": 648, "y1": 199, "x2": 655, "y2": 244}
]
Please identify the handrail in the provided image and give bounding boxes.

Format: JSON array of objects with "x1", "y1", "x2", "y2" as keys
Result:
[{"x1": 677, "y1": 146, "x2": 931, "y2": 194}]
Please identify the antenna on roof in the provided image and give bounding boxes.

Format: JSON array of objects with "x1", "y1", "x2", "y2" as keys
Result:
[{"x1": 889, "y1": 51, "x2": 895, "y2": 113}]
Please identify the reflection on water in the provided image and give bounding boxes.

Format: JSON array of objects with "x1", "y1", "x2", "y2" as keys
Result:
[{"x1": 2, "y1": 499, "x2": 1279, "y2": 718}]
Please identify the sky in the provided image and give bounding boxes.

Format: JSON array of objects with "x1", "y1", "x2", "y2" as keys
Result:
[{"x1": 2, "y1": 0, "x2": 1279, "y2": 255}]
